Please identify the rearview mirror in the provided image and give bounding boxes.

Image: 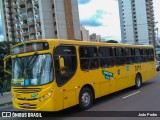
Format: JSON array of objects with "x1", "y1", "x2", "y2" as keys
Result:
[{"x1": 3, "y1": 55, "x2": 12, "y2": 74}]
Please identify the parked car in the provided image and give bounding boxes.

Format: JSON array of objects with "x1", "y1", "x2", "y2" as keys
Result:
[{"x1": 156, "y1": 60, "x2": 160, "y2": 71}]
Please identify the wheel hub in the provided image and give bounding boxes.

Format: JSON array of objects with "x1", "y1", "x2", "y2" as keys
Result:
[
  {"x1": 81, "y1": 92, "x2": 91, "y2": 107},
  {"x1": 137, "y1": 77, "x2": 141, "y2": 87}
]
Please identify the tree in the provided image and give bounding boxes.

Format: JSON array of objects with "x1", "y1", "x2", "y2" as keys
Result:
[
  {"x1": 105, "y1": 40, "x2": 118, "y2": 43},
  {"x1": 0, "y1": 41, "x2": 18, "y2": 79}
]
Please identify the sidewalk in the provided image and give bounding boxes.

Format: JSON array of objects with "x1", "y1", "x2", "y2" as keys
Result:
[{"x1": 0, "y1": 92, "x2": 12, "y2": 107}]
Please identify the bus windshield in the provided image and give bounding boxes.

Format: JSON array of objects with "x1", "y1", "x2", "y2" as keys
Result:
[{"x1": 12, "y1": 54, "x2": 54, "y2": 86}]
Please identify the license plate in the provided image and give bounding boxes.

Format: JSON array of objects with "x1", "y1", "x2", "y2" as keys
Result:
[{"x1": 23, "y1": 103, "x2": 30, "y2": 108}]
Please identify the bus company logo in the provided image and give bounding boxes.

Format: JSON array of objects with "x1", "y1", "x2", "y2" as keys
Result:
[
  {"x1": 102, "y1": 70, "x2": 114, "y2": 80},
  {"x1": 1, "y1": 112, "x2": 11, "y2": 117},
  {"x1": 31, "y1": 93, "x2": 38, "y2": 98},
  {"x1": 1, "y1": 112, "x2": 42, "y2": 118}
]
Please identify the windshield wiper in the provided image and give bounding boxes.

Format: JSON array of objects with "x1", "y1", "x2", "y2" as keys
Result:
[
  {"x1": 15, "y1": 57, "x2": 24, "y2": 70},
  {"x1": 27, "y1": 55, "x2": 38, "y2": 70}
]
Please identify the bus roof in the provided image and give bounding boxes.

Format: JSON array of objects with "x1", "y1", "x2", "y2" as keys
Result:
[{"x1": 11, "y1": 39, "x2": 154, "y2": 49}]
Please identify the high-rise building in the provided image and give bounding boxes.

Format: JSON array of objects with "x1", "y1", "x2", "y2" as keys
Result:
[
  {"x1": 118, "y1": 0, "x2": 155, "y2": 45},
  {"x1": 96, "y1": 35, "x2": 101, "y2": 42},
  {"x1": 80, "y1": 26, "x2": 89, "y2": 41},
  {"x1": 90, "y1": 33, "x2": 101, "y2": 42},
  {"x1": 1, "y1": 0, "x2": 81, "y2": 42},
  {"x1": 0, "y1": 0, "x2": 7, "y2": 41}
]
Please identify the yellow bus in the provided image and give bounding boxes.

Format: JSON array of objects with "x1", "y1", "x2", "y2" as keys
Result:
[{"x1": 4, "y1": 39, "x2": 157, "y2": 111}]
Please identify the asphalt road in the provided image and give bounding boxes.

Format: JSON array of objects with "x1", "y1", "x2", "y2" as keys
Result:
[{"x1": 1, "y1": 72, "x2": 160, "y2": 120}]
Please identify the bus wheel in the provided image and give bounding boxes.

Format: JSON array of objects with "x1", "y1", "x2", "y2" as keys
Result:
[
  {"x1": 135, "y1": 74, "x2": 142, "y2": 89},
  {"x1": 79, "y1": 87, "x2": 93, "y2": 110}
]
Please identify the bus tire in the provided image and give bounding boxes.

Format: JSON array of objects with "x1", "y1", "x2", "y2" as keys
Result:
[
  {"x1": 135, "y1": 74, "x2": 142, "y2": 89},
  {"x1": 79, "y1": 87, "x2": 93, "y2": 110}
]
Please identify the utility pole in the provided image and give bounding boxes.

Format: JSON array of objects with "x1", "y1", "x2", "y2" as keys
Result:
[
  {"x1": 154, "y1": 22, "x2": 158, "y2": 56},
  {"x1": 156, "y1": 28, "x2": 159, "y2": 43}
]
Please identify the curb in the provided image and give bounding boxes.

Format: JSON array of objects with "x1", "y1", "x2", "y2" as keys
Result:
[
  {"x1": 3, "y1": 92, "x2": 11, "y2": 95},
  {"x1": 0, "y1": 102, "x2": 12, "y2": 107}
]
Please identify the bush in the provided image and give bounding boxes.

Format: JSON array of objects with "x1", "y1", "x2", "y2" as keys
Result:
[
  {"x1": 0, "y1": 41, "x2": 18, "y2": 92},
  {"x1": 2, "y1": 79, "x2": 11, "y2": 92}
]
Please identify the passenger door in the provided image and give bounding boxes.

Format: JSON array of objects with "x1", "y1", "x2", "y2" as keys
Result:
[{"x1": 54, "y1": 46, "x2": 77, "y2": 109}]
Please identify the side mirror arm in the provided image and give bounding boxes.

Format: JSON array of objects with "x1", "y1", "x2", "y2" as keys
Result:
[{"x1": 3, "y1": 55, "x2": 12, "y2": 75}]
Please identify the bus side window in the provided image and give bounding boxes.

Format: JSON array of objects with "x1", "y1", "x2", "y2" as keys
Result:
[
  {"x1": 79, "y1": 46, "x2": 99, "y2": 70},
  {"x1": 99, "y1": 47, "x2": 114, "y2": 68},
  {"x1": 54, "y1": 46, "x2": 77, "y2": 87},
  {"x1": 142, "y1": 49, "x2": 148, "y2": 62},
  {"x1": 125, "y1": 48, "x2": 134, "y2": 64},
  {"x1": 148, "y1": 49, "x2": 154, "y2": 61},
  {"x1": 135, "y1": 48, "x2": 142, "y2": 63},
  {"x1": 115, "y1": 47, "x2": 125, "y2": 66}
]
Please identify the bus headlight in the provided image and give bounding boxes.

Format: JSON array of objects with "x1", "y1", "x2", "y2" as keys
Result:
[
  {"x1": 48, "y1": 90, "x2": 53, "y2": 96},
  {"x1": 38, "y1": 90, "x2": 53, "y2": 102}
]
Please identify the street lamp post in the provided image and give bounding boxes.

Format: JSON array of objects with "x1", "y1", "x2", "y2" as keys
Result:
[
  {"x1": 154, "y1": 22, "x2": 158, "y2": 57},
  {"x1": 156, "y1": 28, "x2": 159, "y2": 43},
  {"x1": 156, "y1": 27, "x2": 159, "y2": 60}
]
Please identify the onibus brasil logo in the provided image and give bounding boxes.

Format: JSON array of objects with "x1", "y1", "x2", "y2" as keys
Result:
[{"x1": 102, "y1": 70, "x2": 114, "y2": 80}]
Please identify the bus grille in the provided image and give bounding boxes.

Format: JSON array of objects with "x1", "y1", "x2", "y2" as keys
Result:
[
  {"x1": 18, "y1": 103, "x2": 37, "y2": 109},
  {"x1": 17, "y1": 98, "x2": 38, "y2": 101},
  {"x1": 13, "y1": 88, "x2": 41, "y2": 93}
]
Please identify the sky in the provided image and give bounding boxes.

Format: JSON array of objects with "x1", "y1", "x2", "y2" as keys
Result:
[
  {"x1": 0, "y1": 0, "x2": 160, "y2": 41},
  {"x1": 78, "y1": 0, "x2": 121, "y2": 41},
  {"x1": 78, "y1": 0, "x2": 160, "y2": 41}
]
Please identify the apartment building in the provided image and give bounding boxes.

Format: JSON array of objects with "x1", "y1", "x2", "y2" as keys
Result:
[
  {"x1": 118, "y1": 0, "x2": 155, "y2": 45},
  {"x1": 1, "y1": 0, "x2": 81, "y2": 42},
  {"x1": 80, "y1": 26, "x2": 89, "y2": 41},
  {"x1": 90, "y1": 33, "x2": 101, "y2": 42}
]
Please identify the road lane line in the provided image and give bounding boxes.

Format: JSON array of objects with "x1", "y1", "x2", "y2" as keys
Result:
[{"x1": 123, "y1": 91, "x2": 141, "y2": 99}]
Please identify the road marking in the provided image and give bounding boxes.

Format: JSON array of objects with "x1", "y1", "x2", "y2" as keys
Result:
[{"x1": 123, "y1": 91, "x2": 141, "y2": 99}]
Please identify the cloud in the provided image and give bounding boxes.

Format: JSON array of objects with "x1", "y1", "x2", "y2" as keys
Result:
[
  {"x1": 78, "y1": 0, "x2": 121, "y2": 41},
  {"x1": 80, "y1": 19, "x2": 102, "y2": 27},
  {"x1": 78, "y1": 0, "x2": 91, "y2": 5},
  {"x1": 80, "y1": 10, "x2": 107, "y2": 27},
  {"x1": 0, "y1": 35, "x2": 3, "y2": 41}
]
